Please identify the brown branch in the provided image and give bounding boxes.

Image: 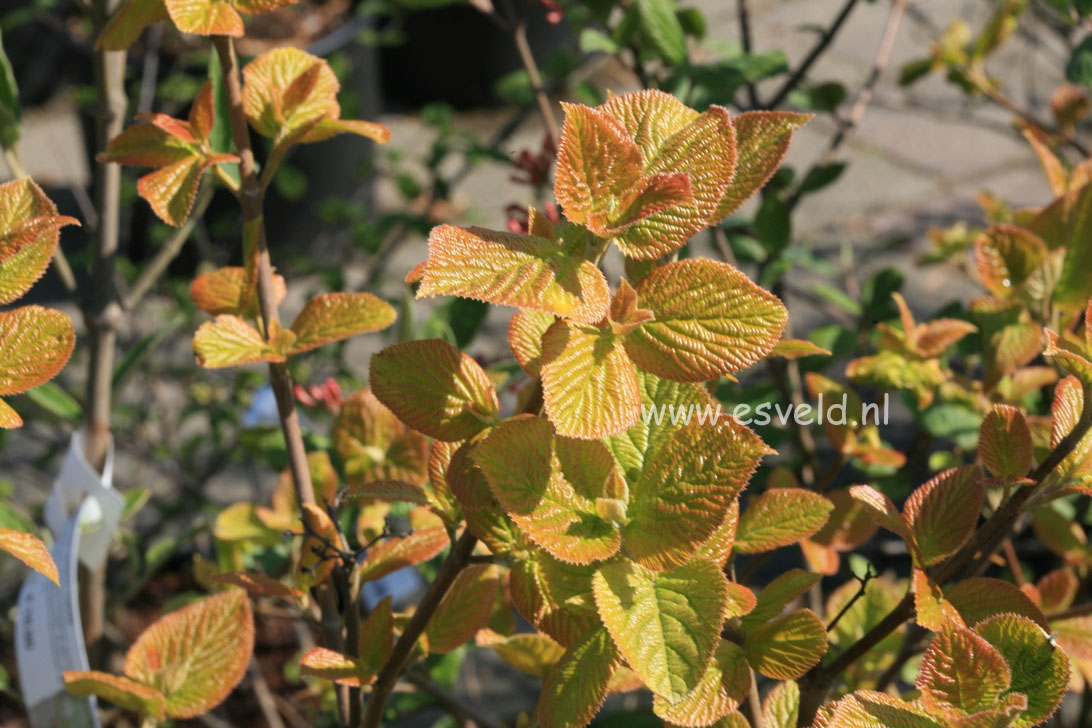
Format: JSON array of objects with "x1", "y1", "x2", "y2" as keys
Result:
[
  {"x1": 1047, "y1": 602, "x2": 1092, "y2": 622},
  {"x1": 362, "y1": 530, "x2": 479, "y2": 728},
  {"x1": 826, "y1": 566, "x2": 874, "y2": 632},
  {"x1": 764, "y1": 0, "x2": 860, "y2": 109},
  {"x1": 747, "y1": 668, "x2": 766, "y2": 728},
  {"x1": 513, "y1": 20, "x2": 559, "y2": 150}
]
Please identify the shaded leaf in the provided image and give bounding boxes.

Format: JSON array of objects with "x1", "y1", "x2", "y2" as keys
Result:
[
  {"x1": 509, "y1": 309, "x2": 555, "y2": 377},
  {"x1": 334, "y1": 389, "x2": 429, "y2": 486},
  {"x1": 904, "y1": 466, "x2": 985, "y2": 566},
  {"x1": 426, "y1": 564, "x2": 499, "y2": 653},
  {"x1": 980, "y1": 405, "x2": 1033, "y2": 479},
  {"x1": 653, "y1": 640, "x2": 750, "y2": 727},
  {"x1": 299, "y1": 647, "x2": 366, "y2": 686},
  {"x1": 63, "y1": 671, "x2": 167, "y2": 721},
  {"x1": 744, "y1": 609, "x2": 827, "y2": 680},
  {"x1": 189, "y1": 266, "x2": 285, "y2": 318},
  {"x1": 975, "y1": 614, "x2": 1069, "y2": 727},
  {"x1": 357, "y1": 527, "x2": 448, "y2": 583}
]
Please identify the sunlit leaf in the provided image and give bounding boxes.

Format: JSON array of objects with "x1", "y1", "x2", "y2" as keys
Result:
[
  {"x1": 0, "y1": 306, "x2": 75, "y2": 400},
  {"x1": 626, "y1": 258, "x2": 787, "y2": 381},
  {"x1": 717, "y1": 111, "x2": 811, "y2": 220},
  {"x1": 744, "y1": 609, "x2": 827, "y2": 680},
  {"x1": 975, "y1": 614, "x2": 1069, "y2": 727},
  {"x1": 426, "y1": 564, "x2": 499, "y2": 653},
  {"x1": 944, "y1": 577, "x2": 1048, "y2": 629},
  {"x1": 540, "y1": 320, "x2": 640, "y2": 439},
  {"x1": 0, "y1": 527, "x2": 58, "y2": 585},
  {"x1": 980, "y1": 405, "x2": 1033, "y2": 479},
  {"x1": 418, "y1": 224, "x2": 610, "y2": 325},
  {"x1": 288, "y1": 292, "x2": 395, "y2": 354},
  {"x1": 653, "y1": 640, "x2": 750, "y2": 727},
  {"x1": 763, "y1": 680, "x2": 801, "y2": 728},
  {"x1": 593, "y1": 557, "x2": 729, "y2": 702},
  {"x1": 123, "y1": 588, "x2": 254, "y2": 718},
  {"x1": 0, "y1": 178, "x2": 78, "y2": 305},
  {"x1": 63, "y1": 671, "x2": 167, "y2": 721},
  {"x1": 164, "y1": 0, "x2": 244, "y2": 35},
  {"x1": 917, "y1": 626, "x2": 1011, "y2": 713},
  {"x1": 743, "y1": 569, "x2": 821, "y2": 630},
  {"x1": 370, "y1": 338, "x2": 499, "y2": 441},
  {"x1": 538, "y1": 625, "x2": 620, "y2": 728},
  {"x1": 190, "y1": 266, "x2": 286, "y2": 318},
  {"x1": 826, "y1": 691, "x2": 944, "y2": 728},
  {"x1": 510, "y1": 548, "x2": 599, "y2": 648},
  {"x1": 299, "y1": 647, "x2": 366, "y2": 686},
  {"x1": 242, "y1": 47, "x2": 338, "y2": 139},
  {"x1": 357, "y1": 527, "x2": 448, "y2": 583},
  {"x1": 625, "y1": 419, "x2": 771, "y2": 570},
  {"x1": 734, "y1": 489, "x2": 833, "y2": 554},
  {"x1": 492, "y1": 633, "x2": 566, "y2": 678},
  {"x1": 904, "y1": 466, "x2": 985, "y2": 566},
  {"x1": 912, "y1": 569, "x2": 964, "y2": 631},
  {"x1": 192, "y1": 314, "x2": 284, "y2": 368},
  {"x1": 474, "y1": 416, "x2": 624, "y2": 564}
]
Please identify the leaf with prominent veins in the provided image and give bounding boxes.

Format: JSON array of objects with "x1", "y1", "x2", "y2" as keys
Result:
[
  {"x1": 418, "y1": 225, "x2": 610, "y2": 324},
  {"x1": 192, "y1": 315, "x2": 284, "y2": 369},
  {"x1": 538, "y1": 625, "x2": 621, "y2": 728},
  {"x1": 474, "y1": 416, "x2": 625, "y2": 564},
  {"x1": 0, "y1": 528, "x2": 58, "y2": 584},
  {"x1": 592, "y1": 558, "x2": 730, "y2": 703},
  {"x1": 716, "y1": 111, "x2": 811, "y2": 221},
  {"x1": 540, "y1": 320, "x2": 641, "y2": 439},
  {"x1": 624, "y1": 418, "x2": 772, "y2": 570},
  {"x1": 626, "y1": 258, "x2": 787, "y2": 382},
  {"x1": 288, "y1": 292, "x2": 396, "y2": 354},
  {"x1": 734, "y1": 488, "x2": 833, "y2": 554}
]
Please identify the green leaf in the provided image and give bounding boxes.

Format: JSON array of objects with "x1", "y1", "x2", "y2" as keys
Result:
[
  {"x1": 755, "y1": 194, "x2": 791, "y2": 254},
  {"x1": 192, "y1": 314, "x2": 285, "y2": 369},
  {"x1": 417, "y1": 224, "x2": 610, "y2": 324},
  {"x1": 636, "y1": 0, "x2": 688, "y2": 65},
  {"x1": 288, "y1": 292, "x2": 396, "y2": 354},
  {"x1": 23, "y1": 381, "x2": 80, "y2": 423},
  {"x1": 798, "y1": 162, "x2": 847, "y2": 195},
  {"x1": 827, "y1": 691, "x2": 945, "y2": 728},
  {"x1": 510, "y1": 548, "x2": 599, "y2": 648},
  {"x1": 64, "y1": 671, "x2": 167, "y2": 721},
  {"x1": 917, "y1": 627, "x2": 1012, "y2": 713},
  {"x1": 624, "y1": 419, "x2": 772, "y2": 570},
  {"x1": 979, "y1": 404, "x2": 1033, "y2": 479},
  {"x1": 734, "y1": 489, "x2": 833, "y2": 554},
  {"x1": 742, "y1": 569, "x2": 822, "y2": 630},
  {"x1": 904, "y1": 466, "x2": 985, "y2": 566},
  {"x1": 788, "y1": 81, "x2": 847, "y2": 112},
  {"x1": 491, "y1": 633, "x2": 565, "y2": 678},
  {"x1": 975, "y1": 614, "x2": 1069, "y2": 727},
  {"x1": 625, "y1": 258, "x2": 787, "y2": 382},
  {"x1": 0, "y1": 34, "x2": 20, "y2": 149},
  {"x1": 538, "y1": 625, "x2": 620, "y2": 728},
  {"x1": 473, "y1": 416, "x2": 624, "y2": 564},
  {"x1": 427, "y1": 564, "x2": 499, "y2": 653},
  {"x1": 592, "y1": 558, "x2": 729, "y2": 702},
  {"x1": 370, "y1": 338, "x2": 499, "y2": 441},
  {"x1": 762, "y1": 680, "x2": 800, "y2": 728},
  {"x1": 540, "y1": 321, "x2": 641, "y2": 440},
  {"x1": 743, "y1": 609, "x2": 827, "y2": 680},
  {"x1": 1066, "y1": 35, "x2": 1092, "y2": 87},
  {"x1": 652, "y1": 640, "x2": 750, "y2": 727},
  {"x1": 123, "y1": 588, "x2": 254, "y2": 718}
]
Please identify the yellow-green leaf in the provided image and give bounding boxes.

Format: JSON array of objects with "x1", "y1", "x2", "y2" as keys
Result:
[
  {"x1": 0, "y1": 306, "x2": 75, "y2": 398},
  {"x1": 624, "y1": 419, "x2": 771, "y2": 570},
  {"x1": 743, "y1": 609, "x2": 827, "y2": 680},
  {"x1": 359, "y1": 595, "x2": 394, "y2": 677},
  {"x1": 64, "y1": 671, "x2": 167, "y2": 721},
  {"x1": 742, "y1": 569, "x2": 822, "y2": 630},
  {"x1": 538, "y1": 625, "x2": 620, "y2": 728},
  {"x1": 334, "y1": 388, "x2": 428, "y2": 485},
  {"x1": 657, "y1": 640, "x2": 750, "y2": 727},
  {"x1": 97, "y1": 0, "x2": 169, "y2": 50},
  {"x1": 473, "y1": 416, "x2": 624, "y2": 564},
  {"x1": 0, "y1": 527, "x2": 58, "y2": 585},
  {"x1": 716, "y1": 111, "x2": 811, "y2": 221},
  {"x1": 164, "y1": 0, "x2": 243, "y2": 35},
  {"x1": 426, "y1": 564, "x2": 499, "y2": 653},
  {"x1": 904, "y1": 466, "x2": 985, "y2": 566},
  {"x1": 492, "y1": 633, "x2": 566, "y2": 678},
  {"x1": 944, "y1": 577, "x2": 1048, "y2": 629},
  {"x1": 734, "y1": 489, "x2": 833, "y2": 554},
  {"x1": 357, "y1": 527, "x2": 448, "y2": 583},
  {"x1": 0, "y1": 178, "x2": 78, "y2": 305},
  {"x1": 417, "y1": 224, "x2": 610, "y2": 325},
  {"x1": 770, "y1": 339, "x2": 832, "y2": 359},
  {"x1": 626, "y1": 259, "x2": 787, "y2": 382},
  {"x1": 510, "y1": 548, "x2": 599, "y2": 648},
  {"x1": 242, "y1": 47, "x2": 339, "y2": 139},
  {"x1": 592, "y1": 557, "x2": 729, "y2": 702},
  {"x1": 975, "y1": 614, "x2": 1069, "y2": 727},
  {"x1": 912, "y1": 569, "x2": 964, "y2": 631},
  {"x1": 299, "y1": 647, "x2": 366, "y2": 686},
  {"x1": 509, "y1": 309, "x2": 555, "y2": 377},
  {"x1": 370, "y1": 338, "x2": 499, "y2": 441},
  {"x1": 917, "y1": 626, "x2": 1012, "y2": 713},
  {"x1": 192, "y1": 314, "x2": 284, "y2": 369},
  {"x1": 980, "y1": 404, "x2": 1033, "y2": 479},
  {"x1": 540, "y1": 320, "x2": 640, "y2": 439},
  {"x1": 447, "y1": 439, "x2": 525, "y2": 556},
  {"x1": 288, "y1": 292, "x2": 395, "y2": 354},
  {"x1": 826, "y1": 691, "x2": 944, "y2": 728},
  {"x1": 123, "y1": 588, "x2": 254, "y2": 718},
  {"x1": 761, "y1": 681, "x2": 800, "y2": 728}
]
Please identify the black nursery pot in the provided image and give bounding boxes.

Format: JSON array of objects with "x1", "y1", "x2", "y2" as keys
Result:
[{"x1": 379, "y1": 4, "x2": 571, "y2": 109}]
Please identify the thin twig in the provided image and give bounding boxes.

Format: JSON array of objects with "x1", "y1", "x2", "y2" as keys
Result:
[
  {"x1": 249, "y1": 659, "x2": 287, "y2": 728},
  {"x1": 362, "y1": 531, "x2": 479, "y2": 728},
  {"x1": 826, "y1": 566, "x2": 874, "y2": 632},
  {"x1": 737, "y1": 0, "x2": 759, "y2": 109},
  {"x1": 122, "y1": 182, "x2": 214, "y2": 310},
  {"x1": 1047, "y1": 602, "x2": 1092, "y2": 621},
  {"x1": 764, "y1": 0, "x2": 860, "y2": 109}
]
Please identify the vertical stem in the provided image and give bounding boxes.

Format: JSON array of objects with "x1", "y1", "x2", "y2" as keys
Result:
[
  {"x1": 736, "y1": 0, "x2": 759, "y2": 109},
  {"x1": 212, "y1": 34, "x2": 348, "y2": 723},
  {"x1": 747, "y1": 668, "x2": 766, "y2": 728},
  {"x1": 512, "y1": 20, "x2": 559, "y2": 149},
  {"x1": 82, "y1": 0, "x2": 127, "y2": 650}
]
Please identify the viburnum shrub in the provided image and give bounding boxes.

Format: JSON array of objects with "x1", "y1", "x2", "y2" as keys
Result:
[
  {"x1": 28, "y1": 1, "x2": 1092, "y2": 726},
  {"x1": 0, "y1": 178, "x2": 77, "y2": 585}
]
